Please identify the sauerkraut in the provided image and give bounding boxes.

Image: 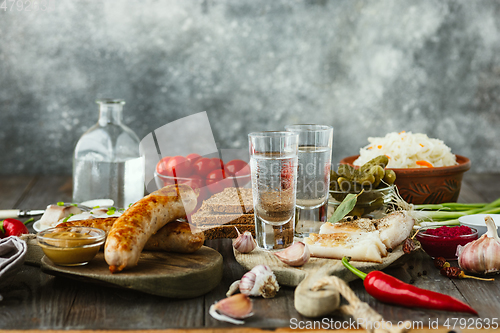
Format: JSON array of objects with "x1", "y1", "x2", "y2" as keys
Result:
[{"x1": 353, "y1": 132, "x2": 457, "y2": 168}]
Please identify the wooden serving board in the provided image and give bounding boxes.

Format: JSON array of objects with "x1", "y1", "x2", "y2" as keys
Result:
[
  {"x1": 235, "y1": 245, "x2": 410, "y2": 317},
  {"x1": 39, "y1": 246, "x2": 223, "y2": 299}
]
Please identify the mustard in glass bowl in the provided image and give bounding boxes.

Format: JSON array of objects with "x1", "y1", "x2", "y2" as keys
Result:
[{"x1": 37, "y1": 227, "x2": 105, "y2": 266}]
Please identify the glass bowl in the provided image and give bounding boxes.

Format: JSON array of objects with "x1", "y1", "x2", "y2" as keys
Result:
[
  {"x1": 154, "y1": 171, "x2": 251, "y2": 210},
  {"x1": 328, "y1": 185, "x2": 395, "y2": 219},
  {"x1": 416, "y1": 227, "x2": 478, "y2": 260},
  {"x1": 37, "y1": 227, "x2": 105, "y2": 266}
]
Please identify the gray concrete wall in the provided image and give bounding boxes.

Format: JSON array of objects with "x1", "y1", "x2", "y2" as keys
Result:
[{"x1": 0, "y1": 0, "x2": 499, "y2": 175}]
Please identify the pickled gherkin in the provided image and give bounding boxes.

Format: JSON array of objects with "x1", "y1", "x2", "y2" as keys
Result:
[
  {"x1": 330, "y1": 155, "x2": 396, "y2": 192},
  {"x1": 329, "y1": 155, "x2": 396, "y2": 218},
  {"x1": 359, "y1": 155, "x2": 389, "y2": 172},
  {"x1": 382, "y1": 169, "x2": 396, "y2": 185}
]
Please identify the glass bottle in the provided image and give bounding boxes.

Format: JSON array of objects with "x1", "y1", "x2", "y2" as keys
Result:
[{"x1": 72, "y1": 99, "x2": 145, "y2": 208}]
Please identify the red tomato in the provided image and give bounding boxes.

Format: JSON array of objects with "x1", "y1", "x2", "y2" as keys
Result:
[
  {"x1": 186, "y1": 153, "x2": 201, "y2": 164},
  {"x1": 224, "y1": 159, "x2": 250, "y2": 177},
  {"x1": 280, "y1": 161, "x2": 295, "y2": 190},
  {"x1": 166, "y1": 156, "x2": 193, "y2": 178},
  {"x1": 156, "y1": 156, "x2": 171, "y2": 176},
  {"x1": 193, "y1": 158, "x2": 218, "y2": 177},
  {"x1": 211, "y1": 158, "x2": 224, "y2": 170},
  {"x1": 206, "y1": 169, "x2": 231, "y2": 194},
  {"x1": 179, "y1": 175, "x2": 205, "y2": 190}
]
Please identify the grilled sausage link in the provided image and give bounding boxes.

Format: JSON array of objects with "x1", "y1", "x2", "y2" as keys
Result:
[
  {"x1": 57, "y1": 218, "x2": 204, "y2": 253},
  {"x1": 104, "y1": 184, "x2": 198, "y2": 273},
  {"x1": 143, "y1": 220, "x2": 204, "y2": 253}
]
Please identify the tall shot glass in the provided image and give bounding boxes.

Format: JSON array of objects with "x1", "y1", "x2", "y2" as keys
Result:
[
  {"x1": 285, "y1": 124, "x2": 333, "y2": 237},
  {"x1": 248, "y1": 131, "x2": 299, "y2": 250}
]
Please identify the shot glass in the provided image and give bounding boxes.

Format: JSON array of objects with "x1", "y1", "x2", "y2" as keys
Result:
[
  {"x1": 285, "y1": 124, "x2": 333, "y2": 237},
  {"x1": 248, "y1": 131, "x2": 299, "y2": 250}
]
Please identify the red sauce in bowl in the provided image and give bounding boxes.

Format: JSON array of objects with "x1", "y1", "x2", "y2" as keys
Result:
[
  {"x1": 416, "y1": 226, "x2": 478, "y2": 260},
  {"x1": 426, "y1": 225, "x2": 473, "y2": 237}
]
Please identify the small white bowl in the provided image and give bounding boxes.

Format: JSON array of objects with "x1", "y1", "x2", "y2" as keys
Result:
[{"x1": 458, "y1": 214, "x2": 500, "y2": 237}]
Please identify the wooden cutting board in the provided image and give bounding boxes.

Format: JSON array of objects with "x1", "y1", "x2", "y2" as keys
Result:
[
  {"x1": 38, "y1": 246, "x2": 223, "y2": 299},
  {"x1": 235, "y1": 245, "x2": 409, "y2": 317}
]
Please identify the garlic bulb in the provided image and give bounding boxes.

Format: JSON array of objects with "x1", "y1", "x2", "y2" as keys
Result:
[
  {"x1": 233, "y1": 227, "x2": 256, "y2": 253},
  {"x1": 274, "y1": 241, "x2": 310, "y2": 266},
  {"x1": 209, "y1": 294, "x2": 254, "y2": 325},
  {"x1": 226, "y1": 264, "x2": 280, "y2": 298},
  {"x1": 457, "y1": 216, "x2": 500, "y2": 274}
]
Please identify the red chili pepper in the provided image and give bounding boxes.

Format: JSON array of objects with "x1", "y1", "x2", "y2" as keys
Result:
[
  {"x1": 342, "y1": 257, "x2": 477, "y2": 315},
  {"x1": 0, "y1": 218, "x2": 29, "y2": 238}
]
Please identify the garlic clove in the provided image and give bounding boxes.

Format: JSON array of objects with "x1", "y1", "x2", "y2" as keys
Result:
[
  {"x1": 226, "y1": 280, "x2": 241, "y2": 297},
  {"x1": 233, "y1": 227, "x2": 256, "y2": 253},
  {"x1": 274, "y1": 241, "x2": 310, "y2": 267},
  {"x1": 239, "y1": 264, "x2": 280, "y2": 298},
  {"x1": 209, "y1": 294, "x2": 254, "y2": 325},
  {"x1": 458, "y1": 216, "x2": 500, "y2": 275}
]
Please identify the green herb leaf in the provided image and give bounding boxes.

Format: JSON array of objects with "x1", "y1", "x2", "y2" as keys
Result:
[
  {"x1": 62, "y1": 214, "x2": 74, "y2": 223},
  {"x1": 106, "y1": 207, "x2": 116, "y2": 215},
  {"x1": 328, "y1": 190, "x2": 364, "y2": 224},
  {"x1": 70, "y1": 203, "x2": 78, "y2": 207},
  {"x1": 93, "y1": 206, "x2": 100, "y2": 209},
  {"x1": 57, "y1": 202, "x2": 64, "y2": 206},
  {"x1": 24, "y1": 218, "x2": 34, "y2": 225},
  {"x1": 0, "y1": 220, "x2": 4, "y2": 234}
]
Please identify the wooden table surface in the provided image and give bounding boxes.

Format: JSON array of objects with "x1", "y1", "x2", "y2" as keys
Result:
[{"x1": 1, "y1": 173, "x2": 500, "y2": 332}]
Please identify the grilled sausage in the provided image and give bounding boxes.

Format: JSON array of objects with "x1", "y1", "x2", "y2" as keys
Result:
[
  {"x1": 104, "y1": 184, "x2": 198, "y2": 273},
  {"x1": 57, "y1": 218, "x2": 204, "y2": 253},
  {"x1": 143, "y1": 220, "x2": 204, "y2": 253}
]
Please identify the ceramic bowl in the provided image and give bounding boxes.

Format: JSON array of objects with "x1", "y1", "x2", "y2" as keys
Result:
[
  {"x1": 458, "y1": 214, "x2": 500, "y2": 237},
  {"x1": 339, "y1": 155, "x2": 471, "y2": 204},
  {"x1": 416, "y1": 227, "x2": 478, "y2": 260}
]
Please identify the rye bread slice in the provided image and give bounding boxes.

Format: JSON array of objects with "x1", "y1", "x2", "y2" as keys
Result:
[
  {"x1": 200, "y1": 187, "x2": 253, "y2": 214},
  {"x1": 202, "y1": 224, "x2": 255, "y2": 239},
  {"x1": 191, "y1": 210, "x2": 254, "y2": 227}
]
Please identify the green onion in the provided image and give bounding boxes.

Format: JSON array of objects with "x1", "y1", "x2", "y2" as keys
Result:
[
  {"x1": 62, "y1": 214, "x2": 74, "y2": 223},
  {"x1": 57, "y1": 202, "x2": 64, "y2": 206},
  {"x1": 415, "y1": 197, "x2": 500, "y2": 228},
  {"x1": 414, "y1": 203, "x2": 486, "y2": 211},
  {"x1": 70, "y1": 203, "x2": 78, "y2": 207},
  {"x1": 106, "y1": 207, "x2": 116, "y2": 215}
]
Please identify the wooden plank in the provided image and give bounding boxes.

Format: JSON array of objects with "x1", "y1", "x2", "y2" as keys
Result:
[
  {"x1": 0, "y1": 176, "x2": 206, "y2": 330},
  {"x1": 346, "y1": 250, "x2": 480, "y2": 326},
  {"x1": 459, "y1": 174, "x2": 489, "y2": 203},
  {"x1": 2, "y1": 174, "x2": 500, "y2": 330},
  {"x1": 0, "y1": 175, "x2": 36, "y2": 209},
  {"x1": 449, "y1": 172, "x2": 500, "y2": 319},
  {"x1": 204, "y1": 239, "x2": 326, "y2": 329},
  {"x1": 1, "y1": 254, "x2": 207, "y2": 329},
  {"x1": 15, "y1": 176, "x2": 73, "y2": 211},
  {"x1": 461, "y1": 173, "x2": 500, "y2": 203},
  {"x1": 40, "y1": 246, "x2": 223, "y2": 298},
  {"x1": 4, "y1": 328, "x2": 500, "y2": 333}
]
